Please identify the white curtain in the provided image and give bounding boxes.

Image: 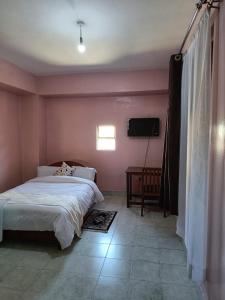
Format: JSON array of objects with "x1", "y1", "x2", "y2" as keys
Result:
[
  {"x1": 177, "y1": 51, "x2": 189, "y2": 239},
  {"x1": 178, "y1": 10, "x2": 211, "y2": 282}
]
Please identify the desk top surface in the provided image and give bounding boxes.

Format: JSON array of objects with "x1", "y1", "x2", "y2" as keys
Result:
[
  {"x1": 126, "y1": 166, "x2": 162, "y2": 173},
  {"x1": 126, "y1": 167, "x2": 145, "y2": 173}
]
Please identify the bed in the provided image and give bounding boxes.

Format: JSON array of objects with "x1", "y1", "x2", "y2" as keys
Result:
[{"x1": 0, "y1": 161, "x2": 104, "y2": 249}]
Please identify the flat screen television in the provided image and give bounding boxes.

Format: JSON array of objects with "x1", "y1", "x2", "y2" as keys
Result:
[{"x1": 128, "y1": 118, "x2": 160, "y2": 137}]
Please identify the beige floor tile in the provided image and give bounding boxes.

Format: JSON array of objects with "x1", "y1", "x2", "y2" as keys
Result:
[
  {"x1": 106, "y1": 244, "x2": 133, "y2": 260},
  {"x1": 159, "y1": 249, "x2": 186, "y2": 265},
  {"x1": 94, "y1": 276, "x2": 130, "y2": 300},
  {"x1": 0, "y1": 266, "x2": 40, "y2": 291},
  {"x1": 0, "y1": 195, "x2": 201, "y2": 300},
  {"x1": 162, "y1": 284, "x2": 201, "y2": 300},
  {"x1": 160, "y1": 264, "x2": 194, "y2": 285},
  {"x1": 130, "y1": 260, "x2": 160, "y2": 282},
  {"x1": 131, "y1": 246, "x2": 159, "y2": 263},
  {"x1": 0, "y1": 287, "x2": 23, "y2": 300},
  {"x1": 101, "y1": 258, "x2": 131, "y2": 278},
  {"x1": 130, "y1": 280, "x2": 163, "y2": 300},
  {"x1": 73, "y1": 240, "x2": 109, "y2": 258}
]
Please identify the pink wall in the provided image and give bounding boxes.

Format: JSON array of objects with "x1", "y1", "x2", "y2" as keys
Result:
[
  {"x1": 0, "y1": 90, "x2": 46, "y2": 191},
  {"x1": 37, "y1": 70, "x2": 168, "y2": 96},
  {"x1": 0, "y1": 60, "x2": 168, "y2": 193},
  {"x1": 38, "y1": 97, "x2": 47, "y2": 165},
  {"x1": 46, "y1": 94, "x2": 168, "y2": 191},
  {"x1": 0, "y1": 59, "x2": 36, "y2": 94},
  {"x1": 20, "y1": 95, "x2": 46, "y2": 182},
  {"x1": 0, "y1": 90, "x2": 22, "y2": 192}
]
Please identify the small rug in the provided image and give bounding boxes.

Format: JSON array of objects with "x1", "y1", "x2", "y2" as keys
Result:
[{"x1": 82, "y1": 209, "x2": 117, "y2": 233}]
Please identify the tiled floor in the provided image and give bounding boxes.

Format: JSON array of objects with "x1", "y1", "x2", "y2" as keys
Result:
[{"x1": 0, "y1": 195, "x2": 202, "y2": 300}]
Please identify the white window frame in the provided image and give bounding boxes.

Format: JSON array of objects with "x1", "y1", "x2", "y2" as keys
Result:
[{"x1": 96, "y1": 125, "x2": 116, "y2": 151}]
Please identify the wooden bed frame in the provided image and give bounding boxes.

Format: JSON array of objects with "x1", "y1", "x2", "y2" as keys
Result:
[
  {"x1": 50, "y1": 161, "x2": 97, "y2": 183},
  {"x1": 3, "y1": 160, "x2": 96, "y2": 247}
]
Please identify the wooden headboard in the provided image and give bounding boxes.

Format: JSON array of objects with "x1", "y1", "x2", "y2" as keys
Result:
[
  {"x1": 49, "y1": 161, "x2": 97, "y2": 183},
  {"x1": 50, "y1": 161, "x2": 85, "y2": 167}
]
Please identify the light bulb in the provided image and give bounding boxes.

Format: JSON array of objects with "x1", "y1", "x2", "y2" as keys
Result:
[{"x1": 77, "y1": 43, "x2": 86, "y2": 53}]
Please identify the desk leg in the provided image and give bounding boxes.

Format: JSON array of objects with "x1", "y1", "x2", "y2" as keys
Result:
[
  {"x1": 126, "y1": 174, "x2": 130, "y2": 208},
  {"x1": 129, "y1": 175, "x2": 132, "y2": 202}
]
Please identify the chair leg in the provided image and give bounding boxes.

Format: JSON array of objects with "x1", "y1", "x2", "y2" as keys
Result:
[{"x1": 141, "y1": 197, "x2": 144, "y2": 217}]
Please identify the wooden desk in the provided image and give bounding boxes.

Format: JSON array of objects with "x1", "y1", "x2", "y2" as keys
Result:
[
  {"x1": 126, "y1": 167, "x2": 142, "y2": 208},
  {"x1": 126, "y1": 167, "x2": 161, "y2": 209}
]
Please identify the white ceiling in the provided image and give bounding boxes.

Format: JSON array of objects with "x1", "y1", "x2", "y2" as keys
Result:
[{"x1": 0, "y1": 0, "x2": 195, "y2": 75}]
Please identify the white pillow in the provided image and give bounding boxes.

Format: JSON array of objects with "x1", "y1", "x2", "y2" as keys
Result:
[
  {"x1": 37, "y1": 166, "x2": 59, "y2": 177},
  {"x1": 72, "y1": 166, "x2": 96, "y2": 181}
]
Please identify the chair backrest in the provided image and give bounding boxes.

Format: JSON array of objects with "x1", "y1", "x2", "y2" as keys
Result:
[{"x1": 142, "y1": 168, "x2": 162, "y2": 194}]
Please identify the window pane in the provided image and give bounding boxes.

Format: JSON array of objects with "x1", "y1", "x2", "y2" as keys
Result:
[
  {"x1": 98, "y1": 125, "x2": 115, "y2": 138},
  {"x1": 97, "y1": 138, "x2": 115, "y2": 150}
]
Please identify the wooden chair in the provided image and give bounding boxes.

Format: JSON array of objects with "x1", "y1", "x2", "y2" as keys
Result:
[{"x1": 141, "y1": 168, "x2": 162, "y2": 216}]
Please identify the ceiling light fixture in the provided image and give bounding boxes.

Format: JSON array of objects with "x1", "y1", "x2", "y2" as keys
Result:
[{"x1": 77, "y1": 20, "x2": 86, "y2": 53}]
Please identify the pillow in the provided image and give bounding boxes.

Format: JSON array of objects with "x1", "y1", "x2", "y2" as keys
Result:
[
  {"x1": 54, "y1": 162, "x2": 74, "y2": 176},
  {"x1": 72, "y1": 166, "x2": 96, "y2": 181},
  {"x1": 37, "y1": 166, "x2": 59, "y2": 177}
]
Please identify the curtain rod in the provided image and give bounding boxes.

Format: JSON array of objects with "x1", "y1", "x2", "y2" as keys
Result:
[{"x1": 179, "y1": 0, "x2": 220, "y2": 54}]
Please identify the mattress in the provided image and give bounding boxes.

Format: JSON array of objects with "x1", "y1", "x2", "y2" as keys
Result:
[{"x1": 0, "y1": 176, "x2": 104, "y2": 249}]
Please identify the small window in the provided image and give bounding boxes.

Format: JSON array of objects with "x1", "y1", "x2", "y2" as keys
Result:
[{"x1": 97, "y1": 125, "x2": 116, "y2": 151}]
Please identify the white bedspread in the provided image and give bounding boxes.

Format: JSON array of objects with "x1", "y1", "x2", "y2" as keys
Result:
[{"x1": 0, "y1": 176, "x2": 104, "y2": 249}]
